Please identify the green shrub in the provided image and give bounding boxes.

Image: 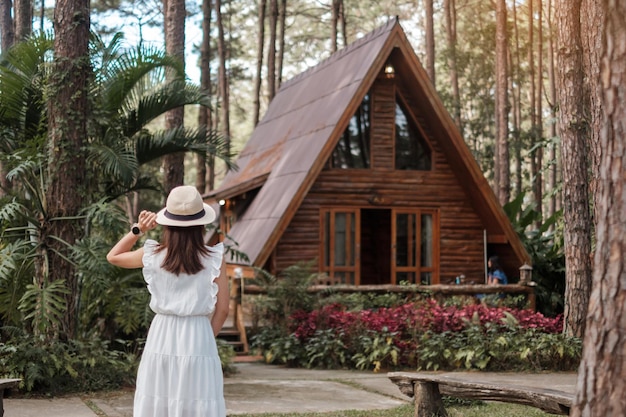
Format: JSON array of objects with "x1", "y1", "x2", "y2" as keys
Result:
[{"x1": 0, "y1": 329, "x2": 138, "y2": 394}]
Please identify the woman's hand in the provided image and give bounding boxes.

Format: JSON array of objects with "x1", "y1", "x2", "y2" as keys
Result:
[
  {"x1": 137, "y1": 210, "x2": 158, "y2": 234},
  {"x1": 106, "y1": 209, "x2": 158, "y2": 268}
]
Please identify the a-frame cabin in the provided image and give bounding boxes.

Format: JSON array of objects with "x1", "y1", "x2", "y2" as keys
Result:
[{"x1": 206, "y1": 18, "x2": 530, "y2": 287}]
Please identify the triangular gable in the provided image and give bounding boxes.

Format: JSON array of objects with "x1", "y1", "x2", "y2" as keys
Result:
[{"x1": 209, "y1": 18, "x2": 530, "y2": 267}]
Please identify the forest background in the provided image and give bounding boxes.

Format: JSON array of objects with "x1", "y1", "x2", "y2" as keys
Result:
[{"x1": 1, "y1": 0, "x2": 624, "y2": 416}]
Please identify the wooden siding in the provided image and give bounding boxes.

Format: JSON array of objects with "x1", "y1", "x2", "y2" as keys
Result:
[{"x1": 271, "y1": 75, "x2": 520, "y2": 285}]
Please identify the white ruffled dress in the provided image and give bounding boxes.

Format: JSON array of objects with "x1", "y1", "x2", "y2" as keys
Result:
[{"x1": 134, "y1": 240, "x2": 226, "y2": 417}]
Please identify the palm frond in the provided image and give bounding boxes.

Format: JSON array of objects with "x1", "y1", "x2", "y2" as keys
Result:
[
  {"x1": 134, "y1": 125, "x2": 235, "y2": 170},
  {"x1": 96, "y1": 41, "x2": 184, "y2": 115},
  {"x1": 122, "y1": 81, "x2": 211, "y2": 136},
  {"x1": 87, "y1": 133, "x2": 138, "y2": 187}
]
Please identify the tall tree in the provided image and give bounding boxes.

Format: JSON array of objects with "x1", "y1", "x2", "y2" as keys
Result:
[
  {"x1": 162, "y1": 0, "x2": 186, "y2": 193},
  {"x1": 494, "y1": 0, "x2": 509, "y2": 205},
  {"x1": 253, "y1": 0, "x2": 267, "y2": 126},
  {"x1": 511, "y1": 0, "x2": 523, "y2": 197},
  {"x1": 581, "y1": 0, "x2": 604, "y2": 220},
  {"x1": 555, "y1": 0, "x2": 592, "y2": 338},
  {"x1": 276, "y1": 0, "x2": 287, "y2": 88},
  {"x1": 533, "y1": 0, "x2": 544, "y2": 218},
  {"x1": 443, "y1": 0, "x2": 462, "y2": 134},
  {"x1": 45, "y1": 0, "x2": 90, "y2": 339},
  {"x1": 424, "y1": 0, "x2": 435, "y2": 85},
  {"x1": 215, "y1": 0, "x2": 231, "y2": 154},
  {"x1": 267, "y1": 0, "x2": 278, "y2": 100},
  {"x1": 14, "y1": 0, "x2": 32, "y2": 41},
  {"x1": 196, "y1": 0, "x2": 213, "y2": 193},
  {"x1": 0, "y1": 0, "x2": 15, "y2": 52},
  {"x1": 546, "y1": 0, "x2": 560, "y2": 224},
  {"x1": 571, "y1": 2, "x2": 626, "y2": 415}
]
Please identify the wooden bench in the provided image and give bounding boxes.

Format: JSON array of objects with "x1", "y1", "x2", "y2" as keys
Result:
[
  {"x1": 0, "y1": 379, "x2": 21, "y2": 417},
  {"x1": 388, "y1": 372, "x2": 573, "y2": 417}
]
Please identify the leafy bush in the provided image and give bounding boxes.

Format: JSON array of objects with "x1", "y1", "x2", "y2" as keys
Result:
[
  {"x1": 0, "y1": 329, "x2": 138, "y2": 394},
  {"x1": 254, "y1": 300, "x2": 580, "y2": 372}
]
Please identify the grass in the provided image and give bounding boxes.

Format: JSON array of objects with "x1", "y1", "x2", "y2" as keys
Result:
[{"x1": 231, "y1": 402, "x2": 561, "y2": 417}]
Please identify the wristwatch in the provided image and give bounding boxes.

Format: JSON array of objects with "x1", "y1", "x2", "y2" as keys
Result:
[{"x1": 131, "y1": 223, "x2": 144, "y2": 236}]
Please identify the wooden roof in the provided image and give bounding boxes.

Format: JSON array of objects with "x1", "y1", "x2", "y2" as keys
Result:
[{"x1": 207, "y1": 18, "x2": 530, "y2": 267}]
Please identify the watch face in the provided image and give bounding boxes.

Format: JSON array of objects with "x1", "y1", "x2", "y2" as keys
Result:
[{"x1": 132, "y1": 226, "x2": 141, "y2": 235}]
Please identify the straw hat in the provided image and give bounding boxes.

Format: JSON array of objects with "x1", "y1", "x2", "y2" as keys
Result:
[{"x1": 155, "y1": 186, "x2": 216, "y2": 227}]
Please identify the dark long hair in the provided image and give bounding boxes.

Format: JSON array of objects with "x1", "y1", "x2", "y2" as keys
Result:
[
  {"x1": 488, "y1": 255, "x2": 502, "y2": 272},
  {"x1": 155, "y1": 226, "x2": 211, "y2": 275}
]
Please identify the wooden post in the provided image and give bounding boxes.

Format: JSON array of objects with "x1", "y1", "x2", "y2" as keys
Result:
[{"x1": 414, "y1": 381, "x2": 448, "y2": 417}]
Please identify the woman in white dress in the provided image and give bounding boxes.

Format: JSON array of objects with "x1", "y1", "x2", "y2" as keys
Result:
[{"x1": 107, "y1": 185, "x2": 229, "y2": 417}]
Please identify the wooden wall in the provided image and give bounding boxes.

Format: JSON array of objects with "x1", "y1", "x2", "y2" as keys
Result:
[{"x1": 271, "y1": 75, "x2": 519, "y2": 285}]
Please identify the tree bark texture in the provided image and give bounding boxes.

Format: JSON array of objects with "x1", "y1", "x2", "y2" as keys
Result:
[
  {"x1": 14, "y1": 0, "x2": 31, "y2": 41},
  {"x1": 215, "y1": 0, "x2": 231, "y2": 151},
  {"x1": 495, "y1": 0, "x2": 510, "y2": 205},
  {"x1": 253, "y1": 0, "x2": 266, "y2": 126},
  {"x1": 267, "y1": 0, "x2": 278, "y2": 100},
  {"x1": 162, "y1": 0, "x2": 186, "y2": 193},
  {"x1": 572, "y1": 3, "x2": 626, "y2": 415},
  {"x1": 196, "y1": 0, "x2": 213, "y2": 193},
  {"x1": 444, "y1": 0, "x2": 462, "y2": 135},
  {"x1": 534, "y1": 0, "x2": 543, "y2": 220},
  {"x1": 0, "y1": 0, "x2": 15, "y2": 52},
  {"x1": 331, "y1": 0, "x2": 339, "y2": 53},
  {"x1": 46, "y1": 0, "x2": 90, "y2": 339},
  {"x1": 276, "y1": 0, "x2": 286, "y2": 88},
  {"x1": 555, "y1": 0, "x2": 592, "y2": 338},
  {"x1": 511, "y1": 0, "x2": 523, "y2": 197},
  {"x1": 547, "y1": 0, "x2": 560, "y2": 225},
  {"x1": 424, "y1": 0, "x2": 435, "y2": 85},
  {"x1": 581, "y1": 0, "x2": 604, "y2": 222}
]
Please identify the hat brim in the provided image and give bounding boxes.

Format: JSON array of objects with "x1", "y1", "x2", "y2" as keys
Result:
[{"x1": 155, "y1": 203, "x2": 216, "y2": 227}]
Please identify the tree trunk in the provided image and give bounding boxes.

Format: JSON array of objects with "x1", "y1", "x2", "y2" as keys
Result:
[
  {"x1": 14, "y1": 0, "x2": 32, "y2": 41},
  {"x1": 547, "y1": 0, "x2": 559, "y2": 226},
  {"x1": 45, "y1": 0, "x2": 90, "y2": 340},
  {"x1": 424, "y1": 0, "x2": 435, "y2": 85},
  {"x1": 267, "y1": 0, "x2": 278, "y2": 100},
  {"x1": 196, "y1": 0, "x2": 212, "y2": 193},
  {"x1": 444, "y1": 0, "x2": 462, "y2": 134},
  {"x1": 571, "y1": 3, "x2": 626, "y2": 415},
  {"x1": 253, "y1": 0, "x2": 267, "y2": 126},
  {"x1": 511, "y1": 0, "x2": 523, "y2": 198},
  {"x1": 0, "y1": 0, "x2": 15, "y2": 52},
  {"x1": 581, "y1": 0, "x2": 604, "y2": 223},
  {"x1": 555, "y1": 0, "x2": 592, "y2": 338},
  {"x1": 276, "y1": 0, "x2": 287, "y2": 88},
  {"x1": 494, "y1": 0, "x2": 509, "y2": 205},
  {"x1": 162, "y1": 0, "x2": 186, "y2": 194},
  {"x1": 331, "y1": 0, "x2": 339, "y2": 53},
  {"x1": 215, "y1": 0, "x2": 231, "y2": 155},
  {"x1": 534, "y1": 0, "x2": 544, "y2": 220}
]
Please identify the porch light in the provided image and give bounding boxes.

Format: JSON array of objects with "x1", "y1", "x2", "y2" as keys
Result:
[
  {"x1": 218, "y1": 199, "x2": 226, "y2": 206},
  {"x1": 384, "y1": 62, "x2": 395, "y2": 78}
]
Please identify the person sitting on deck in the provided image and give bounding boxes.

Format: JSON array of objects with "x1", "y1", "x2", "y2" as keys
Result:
[{"x1": 477, "y1": 255, "x2": 508, "y2": 305}]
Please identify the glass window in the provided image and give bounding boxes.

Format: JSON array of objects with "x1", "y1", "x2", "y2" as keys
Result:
[
  {"x1": 331, "y1": 94, "x2": 371, "y2": 168},
  {"x1": 320, "y1": 209, "x2": 359, "y2": 285},
  {"x1": 395, "y1": 100, "x2": 431, "y2": 170}
]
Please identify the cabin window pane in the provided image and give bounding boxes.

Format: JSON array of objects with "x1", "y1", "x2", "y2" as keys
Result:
[
  {"x1": 331, "y1": 94, "x2": 371, "y2": 169},
  {"x1": 334, "y1": 213, "x2": 347, "y2": 266},
  {"x1": 395, "y1": 101, "x2": 431, "y2": 171},
  {"x1": 396, "y1": 213, "x2": 416, "y2": 267},
  {"x1": 397, "y1": 272, "x2": 416, "y2": 284},
  {"x1": 421, "y1": 214, "x2": 433, "y2": 267},
  {"x1": 320, "y1": 209, "x2": 359, "y2": 285},
  {"x1": 420, "y1": 272, "x2": 432, "y2": 285}
]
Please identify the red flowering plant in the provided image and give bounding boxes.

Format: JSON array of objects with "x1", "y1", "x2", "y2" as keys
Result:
[{"x1": 284, "y1": 299, "x2": 569, "y2": 370}]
